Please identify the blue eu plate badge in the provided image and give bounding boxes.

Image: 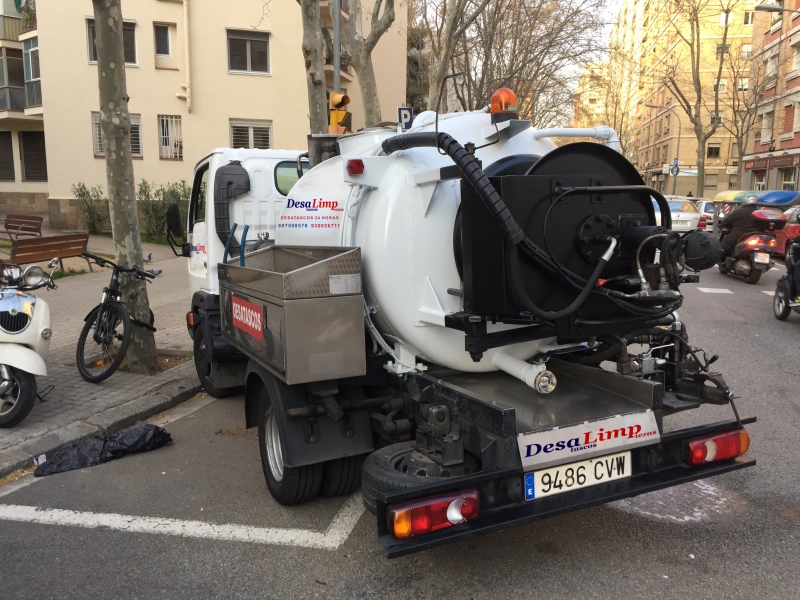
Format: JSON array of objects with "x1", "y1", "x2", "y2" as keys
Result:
[{"x1": 525, "y1": 473, "x2": 535, "y2": 500}]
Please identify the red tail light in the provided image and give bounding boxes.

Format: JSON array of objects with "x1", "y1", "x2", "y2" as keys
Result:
[
  {"x1": 685, "y1": 429, "x2": 750, "y2": 465},
  {"x1": 698, "y1": 216, "x2": 707, "y2": 228},
  {"x1": 390, "y1": 490, "x2": 480, "y2": 539},
  {"x1": 346, "y1": 159, "x2": 365, "y2": 175},
  {"x1": 746, "y1": 238, "x2": 759, "y2": 246},
  {"x1": 769, "y1": 239, "x2": 776, "y2": 247}
]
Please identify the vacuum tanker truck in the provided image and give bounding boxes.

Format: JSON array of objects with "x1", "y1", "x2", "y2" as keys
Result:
[{"x1": 167, "y1": 89, "x2": 754, "y2": 557}]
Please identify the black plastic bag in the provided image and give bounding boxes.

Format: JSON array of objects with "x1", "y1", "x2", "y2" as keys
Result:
[{"x1": 34, "y1": 424, "x2": 172, "y2": 477}]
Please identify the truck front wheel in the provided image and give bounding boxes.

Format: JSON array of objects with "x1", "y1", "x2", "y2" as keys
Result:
[{"x1": 258, "y1": 387, "x2": 323, "y2": 504}]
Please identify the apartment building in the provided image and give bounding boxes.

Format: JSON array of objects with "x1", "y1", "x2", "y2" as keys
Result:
[
  {"x1": 0, "y1": 0, "x2": 406, "y2": 226},
  {"x1": 608, "y1": 0, "x2": 754, "y2": 197},
  {"x1": 573, "y1": 64, "x2": 607, "y2": 127},
  {"x1": 742, "y1": 4, "x2": 800, "y2": 191}
]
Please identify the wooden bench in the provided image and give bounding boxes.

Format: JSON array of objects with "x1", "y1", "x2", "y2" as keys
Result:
[
  {"x1": 3, "y1": 214, "x2": 43, "y2": 240},
  {"x1": 10, "y1": 233, "x2": 93, "y2": 271}
]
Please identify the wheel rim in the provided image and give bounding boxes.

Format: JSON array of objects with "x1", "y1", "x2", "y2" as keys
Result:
[
  {"x1": 0, "y1": 369, "x2": 20, "y2": 417},
  {"x1": 81, "y1": 308, "x2": 124, "y2": 376},
  {"x1": 265, "y1": 405, "x2": 284, "y2": 482},
  {"x1": 196, "y1": 338, "x2": 211, "y2": 378},
  {"x1": 776, "y1": 289, "x2": 786, "y2": 315}
]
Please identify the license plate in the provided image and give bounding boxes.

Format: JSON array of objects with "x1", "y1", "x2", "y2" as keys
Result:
[
  {"x1": 754, "y1": 252, "x2": 770, "y2": 264},
  {"x1": 524, "y1": 451, "x2": 631, "y2": 500},
  {"x1": 672, "y1": 220, "x2": 689, "y2": 226}
]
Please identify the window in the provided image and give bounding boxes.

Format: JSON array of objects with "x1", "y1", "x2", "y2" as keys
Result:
[
  {"x1": 785, "y1": 105, "x2": 796, "y2": 133},
  {"x1": 189, "y1": 162, "x2": 209, "y2": 229},
  {"x1": 780, "y1": 167, "x2": 797, "y2": 191},
  {"x1": 741, "y1": 44, "x2": 752, "y2": 59},
  {"x1": 761, "y1": 112, "x2": 774, "y2": 144},
  {"x1": 766, "y1": 55, "x2": 779, "y2": 79},
  {"x1": 711, "y1": 111, "x2": 724, "y2": 125},
  {"x1": 707, "y1": 143, "x2": 721, "y2": 158},
  {"x1": 0, "y1": 131, "x2": 14, "y2": 181},
  {"x1": 719, "y1": 11, "x2": 729, "y2": 26},
  {"x1": 22, "y1": 37, "x2": 40, "y2": 106},
  {"x1": 274, "y1": 160, "x2": 310, "y2": 196},
  {"x1": 230, "y1": 120, "x2": 272, "y2": 149},
  {"x1": 714, "y1": 78, "x2": 727, "y2": 93},
  {"x1": 736, "y1": 78, "x2": 749, "y2": 92},
  {"x1": 19, "y1": 131, "x2": 47, "y2": 181},
  {"x1": 728, "y1": 174, "x2": 738, "y2": 189},
  {"x1": 744, "y1": 11, "x2": 753, "y2": 25},
  {"x1": 158, "y1": 115, "x2": 182, "y2": 159},
  {"x1": 88, "y1": 19, "x2": 136, "y2": 65},
  {"x1": 731, "y1": 142, "x2": 739, "y2": 157},
  {"x1": 5, "y1": 48, "x2": 23, "y2": 87},
  {"x1": 92, "y1": 112, "x2": 142, "y2": 157},
  {"x1": 716, "y1": 44, "x2": 730, "y2": 58},
  {"x1": 227, "y1": 30, "x2": 269, "y2": 74},
  {"x1": 704, "y1": 173, "x2": 718, "y2": 189},
  {"x1": 154, "y1": 24, "x2": 171, "y2": 57},
  {"x1": 754, "y1": 171, "x2": 767, "y2": 191}
]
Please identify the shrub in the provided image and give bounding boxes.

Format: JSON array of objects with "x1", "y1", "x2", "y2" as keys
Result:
[
  {"x1": 137, "y1": 179, "x2": 167, "y2": 242},
  {"x1": 72, "y1": 182, "x2": 109, "y2": 235}
]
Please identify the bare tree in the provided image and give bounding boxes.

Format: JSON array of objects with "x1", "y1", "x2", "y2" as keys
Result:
[
  {"x1": 298, "y1": 0, "x2": 328, "y2": 134},
  {"x1": 91, "y1": 0, "x2": 157, "y2": 373},
  {"x1": 661, "y1": 0, "x2": 736, "y2": 193},
  {"x1": 406, "y1": 0, "x2": 432, "y2": 113},
  {"x1": 341, "y1": 0, "x2": 396, "y2": 127}
]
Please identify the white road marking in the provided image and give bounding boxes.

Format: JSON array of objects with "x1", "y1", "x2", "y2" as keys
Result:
[
  {"x1": 763, "y1": 291, "x2": 775, "y2": 295},
  {"x1": 610, "y1": 480, "x2": 731, "y2": 523},
  {"x1": 697, "y1": 288, "x2": 734, "y2": 294},
  {"x1": 148, "y1": 394, "x2": 216, "y2": 427},
  {"x1": 0, "y1": 494, "x2": 365, "y2": 550}
]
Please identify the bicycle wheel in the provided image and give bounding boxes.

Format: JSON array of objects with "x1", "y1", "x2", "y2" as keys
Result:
[{"x1": 76, "y1": 303, "x2": 132, "y2": 383}]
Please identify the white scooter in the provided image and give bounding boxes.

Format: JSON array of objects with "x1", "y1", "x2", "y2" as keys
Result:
[{"x1": 0, "y1": 259, "x2": 57, "y2": 428}]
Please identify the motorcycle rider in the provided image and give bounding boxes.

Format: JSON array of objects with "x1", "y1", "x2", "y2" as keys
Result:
[{"x1": 719, "y1": 193, "x2": 760, "y2": 260}]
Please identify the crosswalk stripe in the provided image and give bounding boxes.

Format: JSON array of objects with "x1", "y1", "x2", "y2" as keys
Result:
[{"x1": 697, "y1": 288, "x2": 733, "y2": 294}]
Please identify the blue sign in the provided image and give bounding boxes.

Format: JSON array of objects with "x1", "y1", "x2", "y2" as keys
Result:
[
  {"x1": 525, "y1": 473, "x2": 535, "y2": 500},
  {"x1": 673, "y1": 157, "x2": 679, "y2": 169},
  {"x1": 397, "y1": 107, "x2": 413, "y2": 130}
]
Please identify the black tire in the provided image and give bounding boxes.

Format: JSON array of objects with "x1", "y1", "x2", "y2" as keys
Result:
[
  {"x1": 320, "y1": 455, "x2": 366, "y2": 497},
  {"x1": 192, "y1": 327, "x2": 238, "y2": 398},
  {"x1": 362, "y1": 442, "x2": 444, "y2": 515},
  {"x1": 257, "y1": 386, "x2": 323, "y2": 505},
  {"x1": 0, "y1": 367, "x2": 37, "y2": 428},
  {"x1": 718, "y1": 263, "x2": 727, "y2": 275},
  {"x1": 775, "y1": 284, "x2": 792, "y2": 321},
  {"x1": 76, "y1": 303, "x2": 131, "y2": 383},
  {"x1": 744, "y1": 260, "x2": 762, "y2": 284}
]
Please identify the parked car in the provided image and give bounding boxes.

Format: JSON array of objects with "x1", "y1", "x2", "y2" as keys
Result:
[
  {"x1": 694, "y1": 199, "x2": 715, "y2": 228},
  {"x1": 667, "y1": 198, "x2": 704, "y2": 231},
  {"x1": 775, "y1": 206, "x2": 800, "y2": 257}
]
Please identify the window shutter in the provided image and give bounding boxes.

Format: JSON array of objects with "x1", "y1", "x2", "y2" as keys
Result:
[
  {"x1": 785, "y1": 105, "x2": 795, "y2": 133},
  {"x1": 92, "y1": 112, "x2": 104, "y2": 156},
  {"x1": 231, "y1": 126, "x2": 250, "y2": 148}
]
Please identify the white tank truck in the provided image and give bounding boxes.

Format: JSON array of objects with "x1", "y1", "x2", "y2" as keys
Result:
[{"x1": 167, "y1": 89, "x2": 755, "y2": 557}]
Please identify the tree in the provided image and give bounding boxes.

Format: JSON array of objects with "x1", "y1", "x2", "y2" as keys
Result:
[
  {"x1": 341, "y1": 0, "x2": 396, "y2": 127},
  {"x1": 661, "y1": 0, "x2": 736, "y2": 193},
  {"x1": 298, "y1": 0, "x2": 328, "y2": 134},
  {"x1": 406, "y1": 0, "x2": 432, "y2": 113},
  {"x1": 91, "y1": 0, "x2": 157, "y2": 374}
]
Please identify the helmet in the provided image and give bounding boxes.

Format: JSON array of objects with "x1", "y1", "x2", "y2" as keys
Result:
[{"x1": 741, "y1": 194, "x2": 759, "y2": 206}]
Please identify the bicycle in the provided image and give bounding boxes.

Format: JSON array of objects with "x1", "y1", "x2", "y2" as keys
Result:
[{"x1": 76, "y1": 252, "x2": 162, "y2": 383}]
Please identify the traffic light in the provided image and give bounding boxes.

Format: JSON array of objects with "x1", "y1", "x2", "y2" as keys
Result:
[{"x1": 329, "y1": 91, "x2": 352, "y2": 134}]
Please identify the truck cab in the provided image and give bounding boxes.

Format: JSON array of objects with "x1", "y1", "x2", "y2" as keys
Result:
[{"x1": 183, "y1": 148, "x2": 308, "y2": 396}]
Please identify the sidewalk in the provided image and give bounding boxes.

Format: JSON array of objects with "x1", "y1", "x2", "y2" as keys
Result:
[{"x1": 0, "y1": 254, "x2": 201, "y2": 477}]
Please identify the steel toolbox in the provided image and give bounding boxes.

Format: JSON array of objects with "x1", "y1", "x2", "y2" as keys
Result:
[{"x1": 218, "y1": 246, "x2": 366, "y2": 384}]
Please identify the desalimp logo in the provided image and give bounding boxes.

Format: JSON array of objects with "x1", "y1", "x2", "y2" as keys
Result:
[
  {"x1": 286, "y1": 198, "x2": 342, "y2": 212},
  {"x1": 523, "y1": 422, "x2": 658, "y2": 459}
]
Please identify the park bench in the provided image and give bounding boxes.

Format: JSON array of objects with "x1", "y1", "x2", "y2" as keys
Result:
[
  {"x1": 2, "y1": 214, "x2": 43, "y2": 240},
  {"x1": 10, "y1": 233, "x2": 93, "y2": 271}
]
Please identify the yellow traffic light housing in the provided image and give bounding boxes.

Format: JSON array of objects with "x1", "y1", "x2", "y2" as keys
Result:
[
  {"x1": 329, "y1": 92, "x2": 352, "y2": 134},
  {"x1": 329, "y1": 92, "x2": 350, "y2": 109}
]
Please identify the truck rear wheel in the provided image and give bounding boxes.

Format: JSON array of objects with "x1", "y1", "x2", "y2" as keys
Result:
[
  {"x1": 258, "y1": 387, "x2": 323, "y2": 504},
  {"x1": 361, "y1": 442, "x2": 480, "y2": 515},
  {"x1": 320, "y1": 455, "x2": 365, "y2": 497}
]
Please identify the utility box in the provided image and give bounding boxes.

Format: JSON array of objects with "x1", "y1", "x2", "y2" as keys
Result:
[{"x1": 218, "y1": 246, "x2": 365, "y2": 385}]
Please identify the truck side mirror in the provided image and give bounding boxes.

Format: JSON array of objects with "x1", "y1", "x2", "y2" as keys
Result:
[{"x1": 166, "y1": 203, "x2": 183, "y2": 238}]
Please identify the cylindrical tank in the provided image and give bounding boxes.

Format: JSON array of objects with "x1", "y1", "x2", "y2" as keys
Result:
[{"x1": 275, "y1": 110, "x2": 559, "y2": 372}]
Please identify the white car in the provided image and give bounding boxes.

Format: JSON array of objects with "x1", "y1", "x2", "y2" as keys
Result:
[{"x1": 652, "y1": 198, "x2": 705, "y2": 231}]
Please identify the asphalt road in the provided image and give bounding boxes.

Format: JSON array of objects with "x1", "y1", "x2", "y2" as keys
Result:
[{"x1": 0, "y1": 265, "x2": 798, "y2": 599}]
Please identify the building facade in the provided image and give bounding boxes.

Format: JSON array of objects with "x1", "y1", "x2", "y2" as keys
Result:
[
  {"x1": 606, "y1": 0, "x2": 754, "y2": 198},
  {"x1": 0, "y1": 0, "x2": 406, "y2": 226}
]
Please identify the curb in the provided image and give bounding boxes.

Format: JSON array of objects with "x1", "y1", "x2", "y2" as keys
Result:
[{"x1": 0, "y1": 362, "x2": 202, "y2": 478}]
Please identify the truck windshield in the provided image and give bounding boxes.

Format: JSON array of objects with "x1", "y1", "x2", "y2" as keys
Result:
[{"x1": 275, "y1": 160, "x2": 310, "y2": 196}]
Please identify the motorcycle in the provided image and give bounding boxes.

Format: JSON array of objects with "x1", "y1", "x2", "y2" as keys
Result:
[
  {"x1": 0, "y1": 259, "x2": 58, "y2": 428},
  {"x1": 717, "y1": 209, "x2": 785, "y2": 284},
  {"x1": 774, "y1": 239, "x2": 800, "y2": 320}
]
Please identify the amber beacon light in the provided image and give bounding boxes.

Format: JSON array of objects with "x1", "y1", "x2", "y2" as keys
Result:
[{"x1": 490, "y1": 88, "x2": 518, "y2": 122}]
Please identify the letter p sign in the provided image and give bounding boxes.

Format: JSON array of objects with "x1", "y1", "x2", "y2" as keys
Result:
[{"x1": 397, "y1": 107, "x2": 413, "y2": 131}]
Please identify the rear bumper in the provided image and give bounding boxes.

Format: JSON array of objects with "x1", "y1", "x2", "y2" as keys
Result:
[{"x1": 375, "y1": 418, "x2": 756, "y2": 558}]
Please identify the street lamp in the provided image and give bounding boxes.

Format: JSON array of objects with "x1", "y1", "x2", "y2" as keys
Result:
[
  {"x1": 754, "y1": 4, "x2": 800, "y2": 14},
  {"x1": 646, "y1": 103, "x2": 682, "y2": 195}
]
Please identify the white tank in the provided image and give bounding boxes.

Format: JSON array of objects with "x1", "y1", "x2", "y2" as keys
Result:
[{"x1": 275, "y1": 110, "x2": 559, "y2": 372}]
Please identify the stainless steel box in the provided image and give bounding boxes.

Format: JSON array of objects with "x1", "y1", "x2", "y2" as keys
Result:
[{"x1": 218, "y1": 246, "x2": 366, "y2": 385}]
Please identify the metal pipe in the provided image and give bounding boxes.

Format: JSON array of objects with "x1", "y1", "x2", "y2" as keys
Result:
[
  {"x1": 491, "y1": 352, "x2": 556, "y2": 393},
  {"x1": 333, "y1": 0, "x2": 340, "y2": 92},
  {"x1": 532, "y1": 126, "x2": 621, "y2": 151},
  {"x1": 181, "y1": 0, "x2": 192, "y2": 112}
]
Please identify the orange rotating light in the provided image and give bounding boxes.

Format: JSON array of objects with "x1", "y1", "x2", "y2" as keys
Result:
[{"x1": 490, "y1": 88, "x2": 518, "y2": 123}]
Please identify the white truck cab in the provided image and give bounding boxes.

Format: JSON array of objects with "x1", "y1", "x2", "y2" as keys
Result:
[{"x1": 179, "y1": 148, "x2": 308, "y2": 396}]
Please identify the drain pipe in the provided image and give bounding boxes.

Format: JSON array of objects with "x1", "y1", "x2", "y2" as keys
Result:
[
  {"x1": 176, "y1": 0, "x2": 192, "y2": 112},
  {"x1": 532, "y1": 126, "x2": 620, "y2": 151},
  {"x1": 492, "y1": 352, "x2": 557, "y2": 394}
]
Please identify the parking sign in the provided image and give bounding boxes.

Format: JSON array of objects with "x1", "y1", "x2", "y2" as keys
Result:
[{"x1": 397, "y1": 107, "x2": 413, "y2": 130}]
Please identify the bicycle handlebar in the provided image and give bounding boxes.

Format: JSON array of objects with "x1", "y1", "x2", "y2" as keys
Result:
[{"x1": 80, "y1": 252, "x2": 160, "y2": 278}]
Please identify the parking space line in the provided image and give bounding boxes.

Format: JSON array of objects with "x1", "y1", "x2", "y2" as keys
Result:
[
  {"x1": 763, "y1": 291, "x2": 775, "y2": 295},
  {"x1": 0, "y1": 494, "x2": 365, "y2": 550},
  {"x1": 697, "y1": 288, "x2": 734, "y2": 294}
]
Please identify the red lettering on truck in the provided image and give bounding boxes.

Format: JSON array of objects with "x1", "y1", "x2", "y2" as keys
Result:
[{"x1": 231, "y1": 296, "x2": 264, "y2": 341}]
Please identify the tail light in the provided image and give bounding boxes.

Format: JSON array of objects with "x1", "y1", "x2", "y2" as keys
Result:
[
  {"x1": 769, "y1": 239, "x2": 776, "y2": 247},
  {"x1": 346, "y1": 159, "x2": 365, "y2": 175},
  {"x1": 698, "y1": 216, "x2": 707, "y2": 229},
  {"x1": 684, "y1": 429, "x2": 750, "y2": 465},
  {"x1": 390, "y1": 490, "x2": 480, "y2": 539},
  {"x1": 746, "y1": 238, "x2": 759, "y2": 246}
]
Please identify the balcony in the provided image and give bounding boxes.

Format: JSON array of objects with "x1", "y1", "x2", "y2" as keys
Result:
[
  {"x1": 0, "y1": 86, "x2": 25, "y2": 111},
  {"x1": 25, "y1": 79, "x2": 41, "y2": 107},
  {"x1": 21, "y1": 1, "x2": 36, "y2": 33},
  {"x1": 320, "y1": 0, "x2": 349, "y2": 27},
  {"x1": 0, "y1": 15, "x2": 21, "y2": 41}
]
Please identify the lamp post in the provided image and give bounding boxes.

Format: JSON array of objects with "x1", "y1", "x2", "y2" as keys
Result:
[
  {"x1": 646, "y1": 103, "x2": 682, "y2": 195},
  {"x1": 755, "y1": 4, "x2": 800, "y2": 15}
]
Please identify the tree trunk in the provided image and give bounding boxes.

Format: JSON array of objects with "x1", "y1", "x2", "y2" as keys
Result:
[
  {"x1": 92, "y1": 0, "x2": 157, "y2": 374},
  {"x1": 428, "y1": 53, "x2": 450, "y2": 112},
  {"x1": 354, "y1": 49, "x2": 381, "y2": 126},
  {"x1": 299, "y1": 0, "x2": 327, "y2": 134}
]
